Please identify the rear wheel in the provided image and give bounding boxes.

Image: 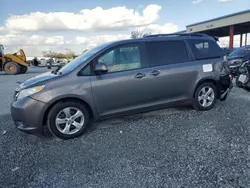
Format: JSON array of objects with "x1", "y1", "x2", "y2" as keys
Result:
[
  {"x1": 20, "y1": 65, "x2": 28, "y2": 74},
  {"x1": 47, "y1": 101, "x2": 91, "y2": 139},
  {"x1": 4, "y1": 62, "x2": 20, "y2": 75},
  {"x1": 192, "y1": 82, "x2": 217, "y2": 111}
]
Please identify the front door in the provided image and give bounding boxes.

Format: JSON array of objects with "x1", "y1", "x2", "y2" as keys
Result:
[{"x1": 90, "y1": 43, "x2": 149, "y2": 117}]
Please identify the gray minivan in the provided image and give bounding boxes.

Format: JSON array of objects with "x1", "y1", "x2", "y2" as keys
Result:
[{"x1": 11, "y1": 33, "x2": 232, "y2": 139}]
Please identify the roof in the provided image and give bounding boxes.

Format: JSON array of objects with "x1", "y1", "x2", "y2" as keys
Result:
[
  {"x1": 110, "y1": 33, "x2": 216, "y2": 46},
  {"x1": 187, "y1": 9, "x2": 250, "y2": 27}
]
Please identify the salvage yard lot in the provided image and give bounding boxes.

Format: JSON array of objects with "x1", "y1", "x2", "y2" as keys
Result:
[{"x1": 0, "y1": 67, "x2": 249, "y2": 188}]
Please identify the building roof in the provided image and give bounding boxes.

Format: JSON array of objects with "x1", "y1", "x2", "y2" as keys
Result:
[
  {"x1": 172, "y1": 30, "x2": 186, "y2": 34},
  {"x1": 187, "y1": 9, "x2": 250, "y2": 27}
]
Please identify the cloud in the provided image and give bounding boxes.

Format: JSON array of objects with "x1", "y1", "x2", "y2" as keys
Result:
[
  {"x1": 0, "y1": 21, "x2": 178, "y2": 48},
  {"x1": 0, "y1": 34, "x2": 65, "y2": 46},
  {"x1": 192, "y1": 0, "x2": 203, "y2": 4},
  {"x1": 0, "y1": 21, "x2": 179, "y2": 56},
  {"x1": 137, "y1": 23, "x2": 178, "y2": 34},
  {"x1": 193, "y1": 0, "x2": 233, "y2": 4},
  {"x1": 0, "y1": 27, "x2": 5, "y2": 32},
  {"x1": 75, "y1": 34, "x2": 130, "y2": 47},
  {"x1": 0, "y1": 34, "x2": 130, "y2": 55},
  {"x1": 4, "y1": 5, "x2": 161, "y2": 33},
  {"x1": 71, "y1": 22, "x2": 178, "y2": 48},
  {"x1": 218, "y1": 0, "x2": 233, "y2": 2},
  {"x1": 75, "y1": 23, "x2": 178, "y2": 47}
]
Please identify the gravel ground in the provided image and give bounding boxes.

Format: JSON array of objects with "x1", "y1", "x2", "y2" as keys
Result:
[{"x1": 0, "y1": 67, "x2": 249, "y2": 188}]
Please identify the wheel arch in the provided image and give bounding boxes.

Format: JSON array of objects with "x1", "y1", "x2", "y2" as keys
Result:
[
  {"x1": 42, "y1": 96, "x2": 95, "y2": 126},
  {"x1": 193, "y1": 77, "x2": 219, "y2": 98}
]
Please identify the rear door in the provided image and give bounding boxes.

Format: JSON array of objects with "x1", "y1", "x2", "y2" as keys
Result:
[{"x1": 133, "y1": 40, "x2": 198, "y2": 106}]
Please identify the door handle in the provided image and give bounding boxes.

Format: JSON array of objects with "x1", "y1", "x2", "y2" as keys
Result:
[
  {"x1": 134, "y1": 72, "x2": 146, "y2": 79},
  {"x1": 149, "y1": 70, "x2": 160, "y2": 76}
]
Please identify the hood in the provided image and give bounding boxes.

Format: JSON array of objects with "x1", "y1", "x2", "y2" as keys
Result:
[
  {"x1": 227, "y1": 55, "x2": 244, "y2": 60},
  {"x1": 228, "y1": 55, "x2": 249, "y2": 63},
  {"x1": 16, "y1": 71, "x2": 58, "y2": 91}
]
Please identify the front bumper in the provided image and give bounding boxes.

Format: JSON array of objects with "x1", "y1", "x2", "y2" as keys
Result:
[{"x1": 11, "y1": 97, "x2": 48, "y2": 134}]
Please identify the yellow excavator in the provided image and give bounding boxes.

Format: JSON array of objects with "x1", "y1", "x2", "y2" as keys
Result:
[{"x1": 0, "y1": 44, "x2": 29, "y2": 75}]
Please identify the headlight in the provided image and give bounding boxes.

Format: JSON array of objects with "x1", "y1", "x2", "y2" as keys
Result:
[
  {"x1": 229, "y1": 64, "x2": 241, "y2": 68},
  {"x1": 228, "y1": 59, "x2": 242, "y2": 65},
  {"x1": 17, "y1": 85, "x2": 45, "y2": 100}
]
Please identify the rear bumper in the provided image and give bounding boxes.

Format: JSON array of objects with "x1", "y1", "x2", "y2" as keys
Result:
[
  {"x1": 11, "y1": 97, "x2": 48, "y2": 134},
  {"x1": 229, "y1": 66, "x2": 240, "y2": 77},
  {"x1": 218, "y1": 75, "x2": 233, "y2": 100}
]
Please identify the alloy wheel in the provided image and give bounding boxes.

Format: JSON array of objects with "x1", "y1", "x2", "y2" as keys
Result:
[
  {"x1": 198, "y1": 86, "x2": 215, "y2": 107},
  {"x1": 55, "y1": 107, "x2": 85, "y2": 135}
]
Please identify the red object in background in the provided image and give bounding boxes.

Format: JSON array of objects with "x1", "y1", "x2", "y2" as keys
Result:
[{"x1": 229, "y1": 25, "x2": 234, "y2": 49}]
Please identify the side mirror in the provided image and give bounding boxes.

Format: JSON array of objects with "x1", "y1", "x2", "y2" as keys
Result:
[{"x1": 94, "y1": 63, "x2": 108, "y2": 74}]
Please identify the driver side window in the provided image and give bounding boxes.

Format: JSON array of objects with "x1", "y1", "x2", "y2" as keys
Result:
[
  {"x1": 98, "y1": 50, "x2": 114, "y2": 66},
  {"x1": 97, "y1": 45, "x2": 141, "y2": 73}
]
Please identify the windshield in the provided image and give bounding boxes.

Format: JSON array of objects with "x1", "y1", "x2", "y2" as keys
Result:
[
  {"x1": 228, "y1": 47, "x2": 250, "y2": 58},
  {"x1": 58, "y1": 43, "x2": 110, "y2": 74}
]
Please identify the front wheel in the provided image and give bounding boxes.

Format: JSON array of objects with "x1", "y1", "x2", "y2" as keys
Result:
[
  {"x1": 4, "y1": 62, "x2": 20, "y2": 75},
  {"x1": 47, "y1": 101, "x2": 91, "y2": 139},
  {"x1": 192, "y1": 82, "x2": 217, "y2": 111}
]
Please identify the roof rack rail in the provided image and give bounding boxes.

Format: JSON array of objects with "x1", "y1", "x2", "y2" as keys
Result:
[{"x1": 144, "y1": 33, "x2": 209, "y2": 38}]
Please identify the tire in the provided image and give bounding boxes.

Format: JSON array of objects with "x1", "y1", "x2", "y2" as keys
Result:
[
  {"x1": 4, "y1": 62, "x2": 20, "y2": 75},
  {"x1": 47, "y1": 101, "x2": 91, "y2": 139},
  {"x1": 20, "y1": 66, "x2": 28, "y2": 74},
  {"x1": 192, "y1": 82, "x2": 217, "y2": 111}
]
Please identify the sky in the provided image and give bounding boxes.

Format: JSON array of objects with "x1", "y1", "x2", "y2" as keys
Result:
[{"x1": 0, "y1": 0, "x2": 249, "y2": 56}]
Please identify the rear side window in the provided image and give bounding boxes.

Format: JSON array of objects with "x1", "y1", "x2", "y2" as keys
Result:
[
  {"x1": 187, "y1": 39, "x2": 223, "y2": 60},
  {"x1": 146, "y1": 41, "x2": 188, "y2": 66}
]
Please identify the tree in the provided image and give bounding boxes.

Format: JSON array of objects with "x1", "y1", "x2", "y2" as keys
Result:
[
  {"x1": 64, "y1": 49, "x2": 76, "y2": 60},
  {"x1": 42, "y1": 50, "x2": 56, "y2": 58},
  {"x1": 42, "y1": 49, "x2": 76, "y2": 60},
  {"x1": 82, "y1": 49, "x2": 88, "y2": 54},
  {"x1": 131, "y1": 30, "x2": 151, "y2": 39}
]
